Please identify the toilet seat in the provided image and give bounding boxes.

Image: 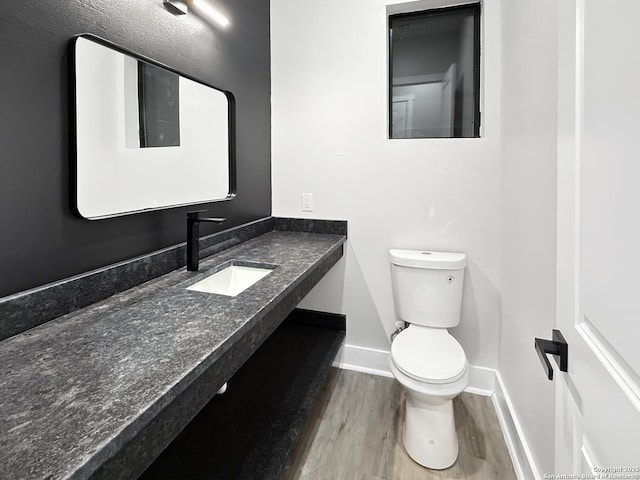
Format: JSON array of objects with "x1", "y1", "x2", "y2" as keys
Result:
[
  {"x1": 391, "y1": 326, "x2": 467, "y2": 384},
  {"x1": 388, "y1": 358, "x2": 469, "y2": 399}
]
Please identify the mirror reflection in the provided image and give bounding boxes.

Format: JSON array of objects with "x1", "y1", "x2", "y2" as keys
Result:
[
  {"x1": 72, "y1": 35, "x2": 235, "y2": 219},
  {"x1": 137, "y1": 62, "x2": 181, "y2": 148}
]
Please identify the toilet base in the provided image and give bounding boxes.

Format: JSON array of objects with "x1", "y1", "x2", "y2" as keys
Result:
[{"x1": 402, "y1": 391, "x2": 459, "y2": 470}]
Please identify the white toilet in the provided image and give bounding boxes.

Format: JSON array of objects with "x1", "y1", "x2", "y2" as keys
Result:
[{"x1": 388, "y1": 248, "x2": 468, "y2": 470}]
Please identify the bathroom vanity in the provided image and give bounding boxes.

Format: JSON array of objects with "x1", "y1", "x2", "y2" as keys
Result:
[{"x1": 0, "y1": 218, "x2": 346, "y2": 479}]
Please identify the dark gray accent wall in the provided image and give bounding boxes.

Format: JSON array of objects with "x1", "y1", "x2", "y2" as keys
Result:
[{"x1": 0, "y1": 0, "x2": 271, "y2": 298}]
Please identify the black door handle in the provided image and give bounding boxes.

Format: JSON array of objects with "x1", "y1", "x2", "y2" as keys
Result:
[{"x1": 534, "y1": 329, "x2": 568, "y2": 380}]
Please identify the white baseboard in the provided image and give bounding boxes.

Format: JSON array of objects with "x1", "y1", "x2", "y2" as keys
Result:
[
  {"x1": 332, "y1": 344, "x2": 394, "y2": 378},
  {"x1": 333, "y1": 344, "x2": 496, "y2": 395},
  {"x1": 465, "y1": 365, "x2": 496, "y2": 396},
  {"x1": 492, "y1": 372, "x2": 540, "y2": 480}
]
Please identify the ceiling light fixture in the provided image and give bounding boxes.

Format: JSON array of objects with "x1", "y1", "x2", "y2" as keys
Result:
[
  {"x1": 190, "y1": 0, "x2": 231, "y2": 28},
  {"x1": 164, "y1": 0, "x2": 188, "y2": 15}
]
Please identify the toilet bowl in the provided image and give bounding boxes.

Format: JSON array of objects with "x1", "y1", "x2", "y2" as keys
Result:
[
  {"x1": 389, "y1": 325, "x2": 469, "y2": 469},
  {"x1": 388, "y1": 249, "x2": 468, "y2": 470}
]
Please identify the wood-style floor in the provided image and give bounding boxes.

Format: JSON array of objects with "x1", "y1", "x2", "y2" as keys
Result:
[{"x1": 282, "y1": 369, "x2": 517, "y2": 480}]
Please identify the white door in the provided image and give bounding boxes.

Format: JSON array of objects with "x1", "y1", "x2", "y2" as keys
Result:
[
  {"x1": 556, "y1": 0, "x2": 640, "y2": 474},
  {"x1": 391, "y1": 94, "x2": 414, "y2": 138},
  {"x1": 440, "y1": 63, "x2": 456, "y2": 137}
]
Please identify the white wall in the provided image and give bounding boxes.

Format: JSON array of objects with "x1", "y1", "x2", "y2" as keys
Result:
[
  {"x1": 271, "y1": 0, "x2": 502, "y2": 372},
  {"x1": 499, "y1": 0, "x2": 558, "y2": 474}
]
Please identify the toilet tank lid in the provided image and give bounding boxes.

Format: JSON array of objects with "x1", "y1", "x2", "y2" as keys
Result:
[{"x1": 389, "y1": 249, "x2": 466, "y2": 269}]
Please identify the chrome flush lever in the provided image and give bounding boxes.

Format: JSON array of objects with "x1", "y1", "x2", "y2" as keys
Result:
[{"x1": 534, "y1": 329, "x2": 569, "y2": 380}]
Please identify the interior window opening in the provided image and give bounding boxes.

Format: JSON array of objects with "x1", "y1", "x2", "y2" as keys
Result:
[{"x1": 389, "y1": 4, "x2": 481, "y2": 139}]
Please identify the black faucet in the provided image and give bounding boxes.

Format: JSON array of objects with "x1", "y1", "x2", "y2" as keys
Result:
[{"x1": 187, "y1": 210, "x2": 226, "y2": 271}]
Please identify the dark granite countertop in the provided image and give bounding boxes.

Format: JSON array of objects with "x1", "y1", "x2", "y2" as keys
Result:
[{"x1": 0, "y1": 230, "x2": 345, "y2": 480}]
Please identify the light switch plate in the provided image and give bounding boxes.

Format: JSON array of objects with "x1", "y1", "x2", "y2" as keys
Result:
[{"x1": 301, "y1": 193, "x2": 313, "y2": 212}]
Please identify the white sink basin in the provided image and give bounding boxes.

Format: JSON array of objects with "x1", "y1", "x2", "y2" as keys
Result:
[{"x1": 186, "y1": 265, "x2": 273, "y2": 297}]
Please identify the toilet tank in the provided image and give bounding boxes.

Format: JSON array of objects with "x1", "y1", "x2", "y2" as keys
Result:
[{"x1": 389, "y1": 249, "x2": 466, "y2": 328}]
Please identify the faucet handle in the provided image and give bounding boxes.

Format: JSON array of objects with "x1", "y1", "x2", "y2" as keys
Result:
[
  {"x1": 187, "y1": 210, "x2": 226, "y2": 223},
  {"x1": 187, "y1": 209, "x2": 209, "y2": 219}
]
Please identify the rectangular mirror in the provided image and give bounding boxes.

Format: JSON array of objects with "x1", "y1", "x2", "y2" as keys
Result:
[{"x1": 70, "y1": 34, "x2": 235, "y2": 219}]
